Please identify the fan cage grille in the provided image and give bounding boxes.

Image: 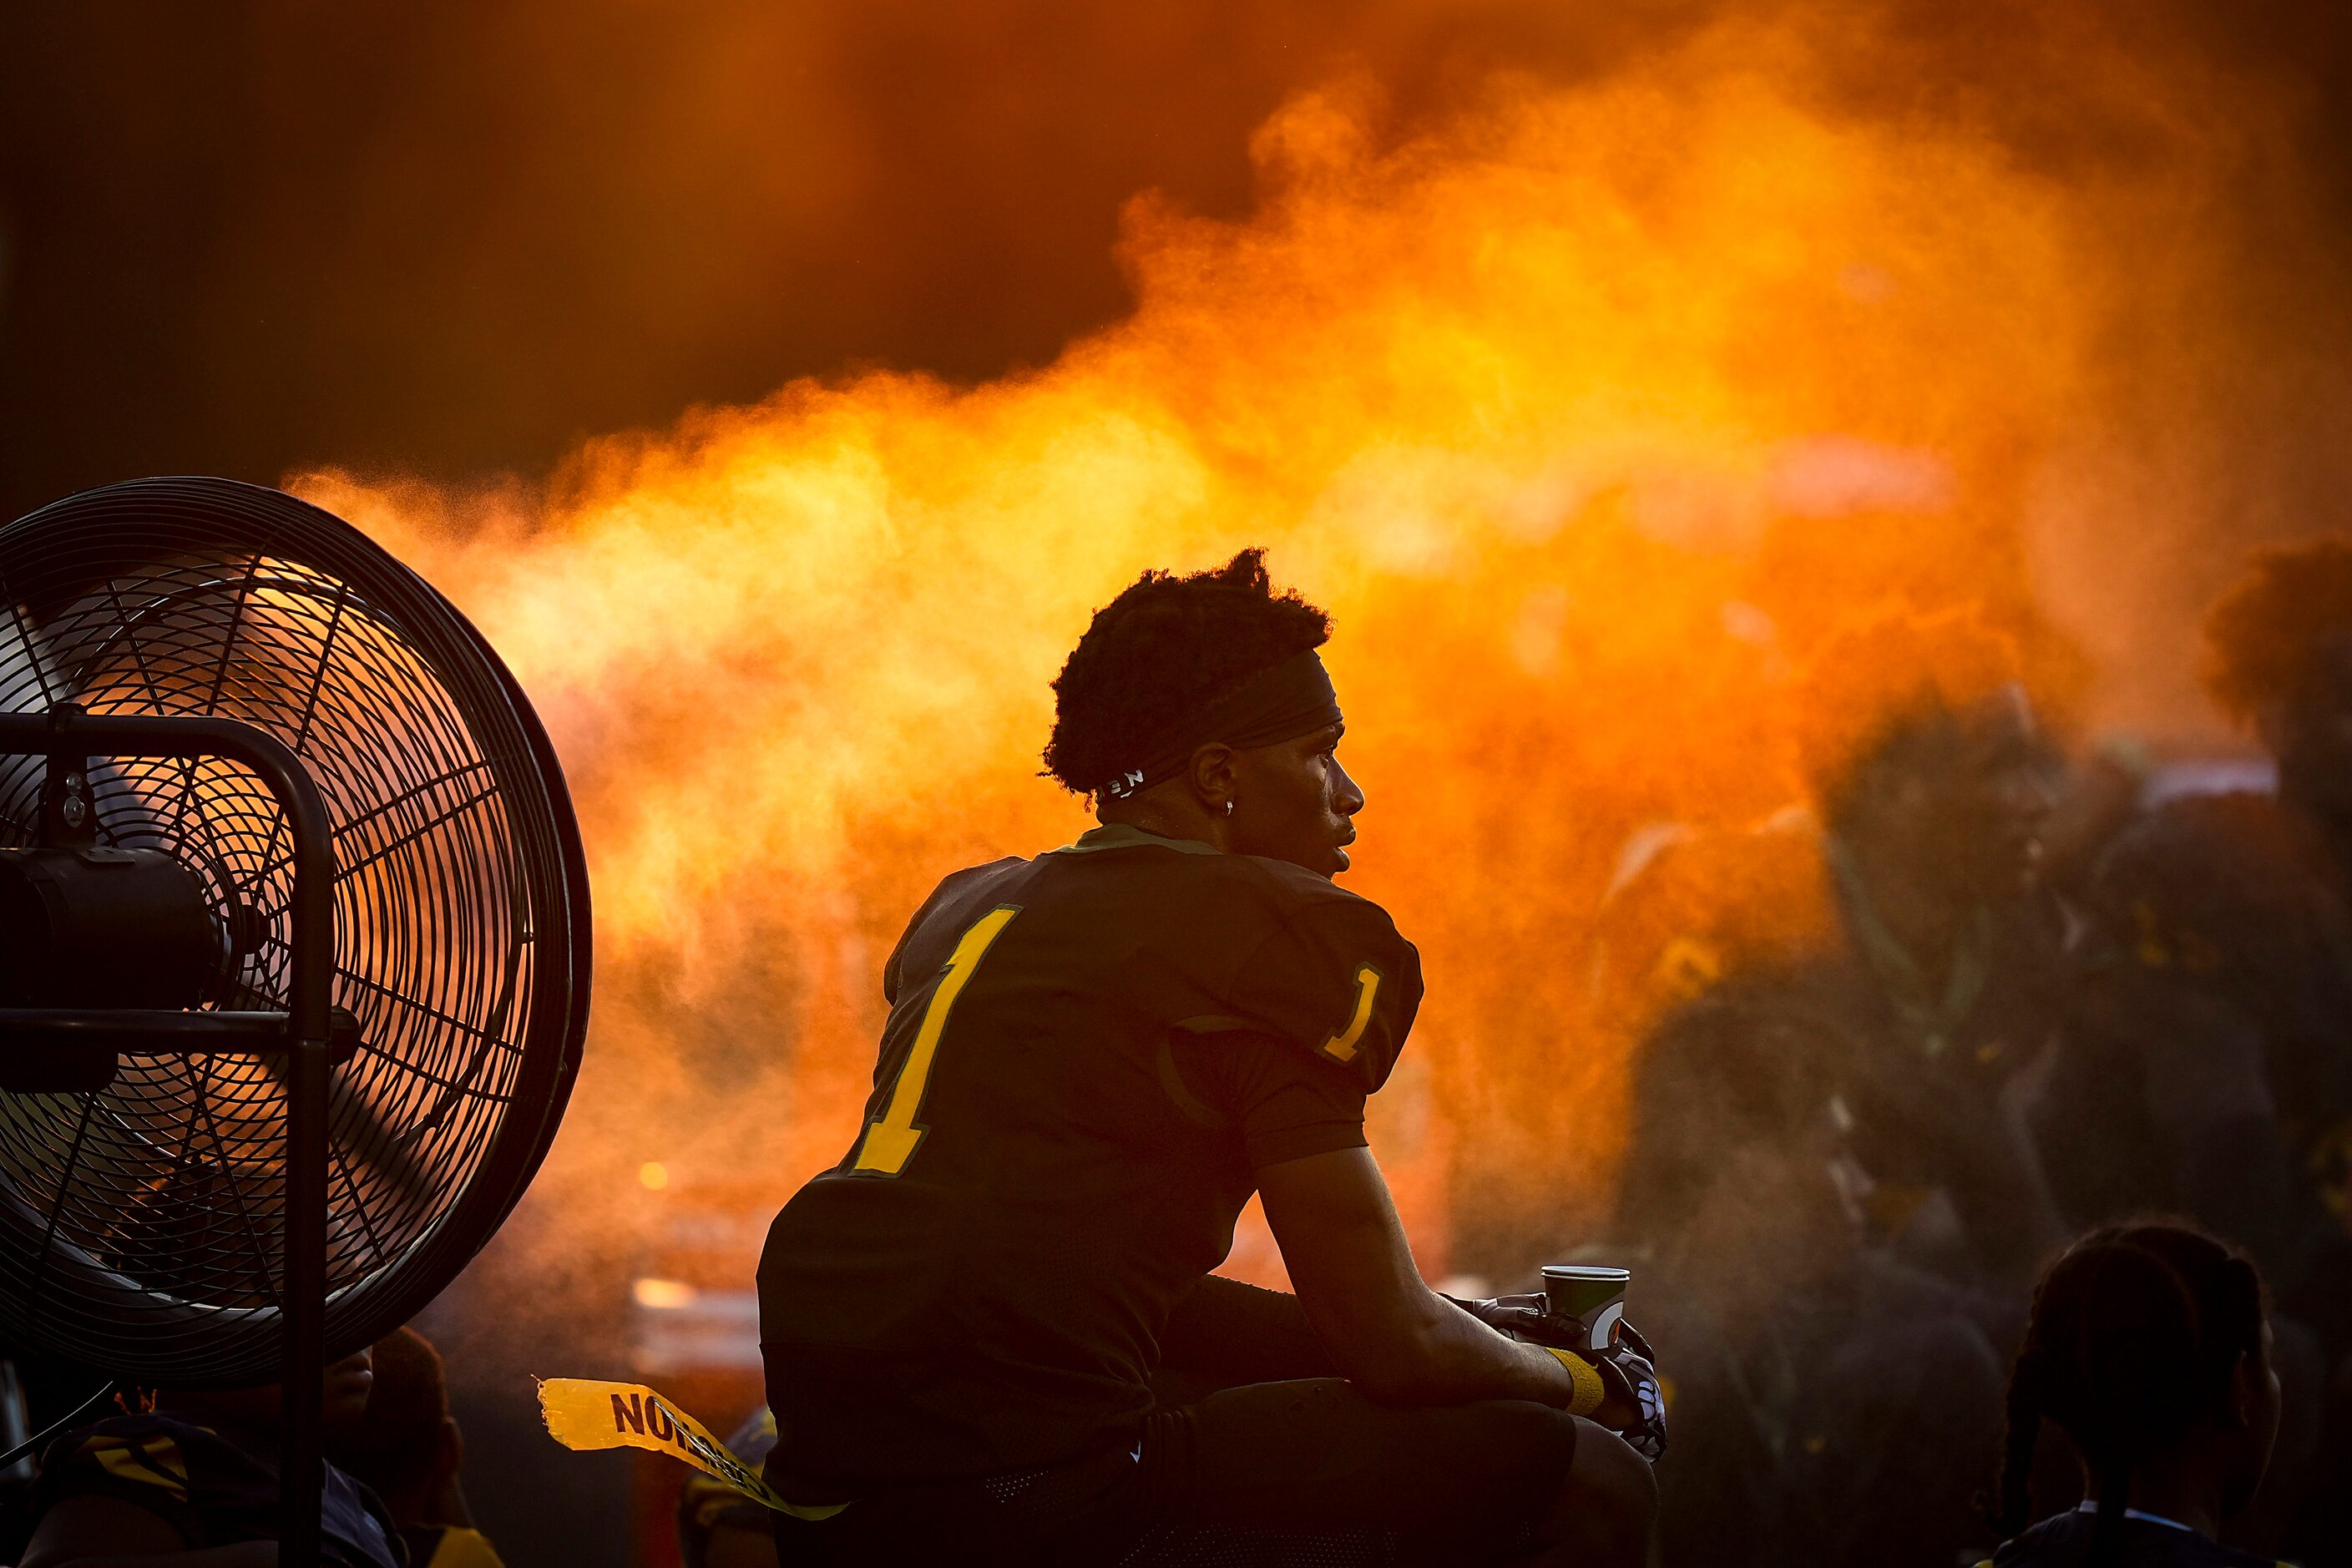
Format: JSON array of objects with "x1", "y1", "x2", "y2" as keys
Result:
[{"x1": 0, "y1": 481, "x2": 585, "y2": 1385}]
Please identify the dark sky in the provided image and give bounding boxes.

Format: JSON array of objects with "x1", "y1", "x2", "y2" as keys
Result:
[{"x1": 4, "y1": 0, "x2": 2350, "y2": 524}]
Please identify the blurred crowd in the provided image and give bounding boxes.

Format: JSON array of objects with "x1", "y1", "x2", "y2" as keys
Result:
[{"x1": 1584, "y1": 534, "x2": 2352, "y2": 1565}]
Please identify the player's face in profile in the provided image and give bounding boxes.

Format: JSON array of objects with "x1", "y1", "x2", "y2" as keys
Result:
[
  {"x1": 1858, "y1": 686, "x2": 2050, "y2": 905},
  {"x1": 180, "y1": 1347, "x2": 376, "y2": 1432},
  {"x1": 321, "y1": 1347, "x2": 377, "y2": 1426},
  {"x1": 1945, "y1": 685, "x2": 2053, "y2": 898},
  {"x1": 1229, "y1": 723, "x2": 1363, "y2": 878}
]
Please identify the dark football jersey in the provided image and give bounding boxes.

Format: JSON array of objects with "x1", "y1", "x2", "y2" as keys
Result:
[
  {"x1": 1985, "y1": 1506, "x2": 2283, "y2": 1566},
  {"x1": 757, "y1": 823, "x2": 1422, "y2": 1485},
  {"x1": 29, "y1": 1412, "x2": 403, "y2": 1567}
]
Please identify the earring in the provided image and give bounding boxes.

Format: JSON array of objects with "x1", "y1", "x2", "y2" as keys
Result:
[{"x1": 1223, "y1": 799, "x2": 1236, "y2": 817}]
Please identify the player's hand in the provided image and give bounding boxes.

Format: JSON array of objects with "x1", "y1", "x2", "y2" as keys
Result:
[
  {"x1": 1447, "y1": 1293, "x2": 1667, "y2": 1459},
  {"x1": 1601, "y1": 1322, "x2": 1667, "y2": 1462}
]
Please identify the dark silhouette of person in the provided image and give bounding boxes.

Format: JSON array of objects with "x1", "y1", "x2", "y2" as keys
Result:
[
  {"x1": 1979, "y1": 1222, "x2": 2281, "y2": 1568},
  {"x1": 13, "y1": 1352, "x2": 399, "y2": 1567},
  {"x1": 327, "y1": 1327, "x2": 503, "y2": 1568},
  {"x1": 1617, "y1": 605, "x2": 2073, "y2": 1568},
  {"x1": 2041, "y1": 539, "x2": 2352, "y2": 1558},
  {"x1": 756, "y1": 550, "x2": 1658, "y2": 1566}
]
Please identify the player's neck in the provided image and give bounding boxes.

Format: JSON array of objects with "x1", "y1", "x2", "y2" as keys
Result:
[
  {"x1": 2083, "y1": 1448, "x2": 2226, "y2": 1541},
  {"x1": 1099, "y1": 799, "x2": 1233, "y2": 854},
  {"x1": 1839, "y1": 832, "x2": 1967, "y2": 974}
]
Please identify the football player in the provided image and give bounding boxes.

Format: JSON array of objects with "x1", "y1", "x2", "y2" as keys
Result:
[{"x1": 756, "y1": 549, "x2": 1660, "y2": 1565}]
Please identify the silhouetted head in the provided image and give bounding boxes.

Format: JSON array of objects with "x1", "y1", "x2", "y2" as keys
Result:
[
  {"x1": 2206, "y1": 537, "x2": 2352, "y2": 827},
  {"x1": 1985, "y1": 1223, "x2": 2278, "y2": 1565},
  {"x1": 1803, "y1": 606, "x2": 2053, "y2": 906},
  {"x1": 326, "y1": 1326, "x2": 463, "y2": 1523},
  {"x1": 1047, "y1": 548, "x2": 1362, "y2": 876},
  {"x1": 157, "y1": 1347, "x2": 377, "y2": 1436}
]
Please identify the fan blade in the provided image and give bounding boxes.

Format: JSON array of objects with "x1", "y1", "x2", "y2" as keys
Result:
[{"x1": 214, "y1": 977, "x2": 438, "y2": 1215}]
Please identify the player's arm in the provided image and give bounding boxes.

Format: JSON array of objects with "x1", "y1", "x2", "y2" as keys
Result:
[{"x1": 1258, "y1": 1146, "x2": 1626, "y2": 1416}]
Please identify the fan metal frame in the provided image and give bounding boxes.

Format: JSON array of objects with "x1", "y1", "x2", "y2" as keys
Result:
[
  {"x1": 0, "y1": 478, "x2": 592, "y2": 1560},
  {"x1": 0, "y1": 706, "x2": 339, "y2": 1555}
]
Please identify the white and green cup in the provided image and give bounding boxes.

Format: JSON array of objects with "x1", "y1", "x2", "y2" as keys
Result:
[{"x1": 1540, "y1": 1264, "x2": 1630, "y2": 1352}]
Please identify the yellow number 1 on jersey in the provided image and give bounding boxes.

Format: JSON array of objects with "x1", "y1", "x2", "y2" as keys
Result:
[
  {"x1": 1319, "y1": 962, "x2": 1383, "y2": 1063},
  {"x1": 851, "y1": 905, "x2": 1021, "y2": 1176}
]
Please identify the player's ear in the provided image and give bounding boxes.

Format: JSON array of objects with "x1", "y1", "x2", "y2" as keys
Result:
[{"x1": 1186, "y1": 743, "x2": 1238, "y2": 812}]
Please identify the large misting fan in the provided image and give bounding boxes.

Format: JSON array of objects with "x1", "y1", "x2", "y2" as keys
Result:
[{"x1": 0, "y1": 478, "x2": 590, "y2": 1558}]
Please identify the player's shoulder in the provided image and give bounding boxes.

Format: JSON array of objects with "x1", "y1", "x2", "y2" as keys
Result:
[
  {"x1": 919, "y1": 854, "x2": 1032, "y2": 914},
  {"x1": 32, "y1": 1412, "x2": 256, "y2": 1526},
  {"x1": 887, "y1": 855, "x2": 1030, "y2": 977},
  {"x1": 2098, "y1": 790, "x2": 2308, "y2": 894},
  {"x1": 1046, "y1": 826, "x2": 1410, "y2": 938},
  {"x1": 2092, "y1": 790, "x2": 2331, "y2": 958},
  {"x1": 1228, "y1": 848, "x2": 1401, "y2": 923},
  {"x1": 42, "y1": 1412, "x2": 227, "y2": 1486}
]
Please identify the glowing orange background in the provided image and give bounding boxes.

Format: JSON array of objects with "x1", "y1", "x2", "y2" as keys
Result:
[{"x1": 281, "y1": 14, "x2": 2335, "y2": 1295}]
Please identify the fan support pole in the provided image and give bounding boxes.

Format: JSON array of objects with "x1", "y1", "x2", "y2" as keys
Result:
[{"x1": 0, "y1": 709, "x2": 336, "y2": 1564}]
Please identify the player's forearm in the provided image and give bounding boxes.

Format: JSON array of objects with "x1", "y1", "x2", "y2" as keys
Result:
[
  {"x1": 1337, "y1": 1282, "x2": 1580, "y2": 1408},
  {"x1": 1262, "y1": 1147, "x2": 1581, "y2": 1409}
]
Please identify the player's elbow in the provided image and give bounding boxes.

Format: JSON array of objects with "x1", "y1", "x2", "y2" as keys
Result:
[
  {"x1": 1313, "y1": 1299, "x2": 1463, "y2": 1406},
  {"x1": 1342, "y1": 1355, "x2": 1451, "y2": 1406}
]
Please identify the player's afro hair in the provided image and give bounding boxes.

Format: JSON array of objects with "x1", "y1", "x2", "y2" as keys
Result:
[
  {"x1": 2204, "y1": 535, "x2": 2352, "y2": 721},
  {"x1": 1044, "y1": 548, "x2": 1331, "y2": 796}
]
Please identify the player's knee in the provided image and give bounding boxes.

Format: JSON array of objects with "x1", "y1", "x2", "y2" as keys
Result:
[{"x1": 1540, "y1": 1419, "x2": 1655, "y2": 1567}]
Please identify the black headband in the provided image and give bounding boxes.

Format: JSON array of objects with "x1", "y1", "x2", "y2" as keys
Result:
[{"x1": 1094, "y1": 649, "x2": 1343, "y2": 801}]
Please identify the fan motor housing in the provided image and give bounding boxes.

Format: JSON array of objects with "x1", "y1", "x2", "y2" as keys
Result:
[{"x1": 0, "y1": 847, "x2": 218, "y2": 1090}]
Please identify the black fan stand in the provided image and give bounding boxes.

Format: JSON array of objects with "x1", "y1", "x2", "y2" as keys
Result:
[{"x1": 0, "y1": 703, "x2": 337, "y2": 1562}]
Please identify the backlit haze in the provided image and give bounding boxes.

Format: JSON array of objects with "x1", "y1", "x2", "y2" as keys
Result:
[{"x1": 282, "y1": 8, "x2": 2352, "y2": 1299}]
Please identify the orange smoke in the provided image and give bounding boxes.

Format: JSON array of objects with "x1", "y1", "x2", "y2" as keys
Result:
[{"x1": 298, "y1": 19, "x2": 2282, "y2": 1287}]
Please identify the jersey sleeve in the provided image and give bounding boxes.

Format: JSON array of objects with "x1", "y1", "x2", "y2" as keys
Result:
[
  {"x1": 1172, "y1": 1026, "x2": 1370, "y2": 1166},
  {"x1": 1219, "y1": 889, "x2": 1423, "y2": 1093}
]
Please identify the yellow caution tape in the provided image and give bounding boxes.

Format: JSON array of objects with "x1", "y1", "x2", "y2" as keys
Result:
[{"x1": 534, "y1": 1378, "x2": 846, "y2": 1520}]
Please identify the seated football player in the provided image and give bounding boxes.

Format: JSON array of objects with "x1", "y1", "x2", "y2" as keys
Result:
[
  {"x1": 756, "y1": 549, "x2": 1661, "y2": 1566},
  {"x1": 15, "y1": 1351, "x2": 402, "y2": 1568}
]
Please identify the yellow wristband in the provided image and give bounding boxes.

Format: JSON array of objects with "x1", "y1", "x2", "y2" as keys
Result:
[{"x1": 1547, "y1": 1348, "x2": 1607, "y2": 1417}]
